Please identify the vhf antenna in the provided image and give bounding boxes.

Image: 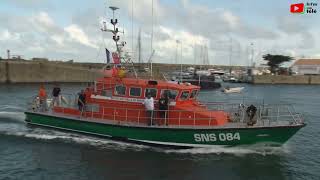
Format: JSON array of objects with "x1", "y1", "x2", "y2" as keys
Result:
[
  {"x1": 101, "y1": 6, "x2": 125, "y2": 57},
  {"x1": 101, "y1": 5, "x2": 137, "y2": 78}
]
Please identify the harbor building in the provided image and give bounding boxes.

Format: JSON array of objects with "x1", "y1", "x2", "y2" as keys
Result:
[{"x1": 291, "y1": 59, "x2": 320, "y2": 75}]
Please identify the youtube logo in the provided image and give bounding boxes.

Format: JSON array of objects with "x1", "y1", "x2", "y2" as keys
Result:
[{"x1": 290, "y1": 3, "x2": 304, "y2": 13}]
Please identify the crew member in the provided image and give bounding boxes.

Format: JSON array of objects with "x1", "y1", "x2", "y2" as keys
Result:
[
  {"x1": 78, "y1": 90, "x2": 86, "y2": 112},
  {"x1": 158, "y1": 93, "x2": 169, "y2": 125},
  {"x1": 38, "y1": 84, "x2": 47, "y2": 112},
  {"x1": 143, "y1": 93, "x2": 154, "y2": 126},
  {"x1": 52, "y1": 83, "x2": 61, "y2": 106}
]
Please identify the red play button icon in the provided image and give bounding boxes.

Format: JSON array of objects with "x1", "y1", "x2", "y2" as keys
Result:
[{"x1": 290, "y1": 3, "x2": 304, "y2": 13}]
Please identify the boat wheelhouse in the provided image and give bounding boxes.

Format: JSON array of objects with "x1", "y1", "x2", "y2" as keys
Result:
[{"x1": 52, "y1": 76, "x2": 228, "y2": 127}]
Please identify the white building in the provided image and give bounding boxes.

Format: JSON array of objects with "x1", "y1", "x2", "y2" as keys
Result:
[{"x1": 291, "y1": 59, "x2": 320, "y2": 75}]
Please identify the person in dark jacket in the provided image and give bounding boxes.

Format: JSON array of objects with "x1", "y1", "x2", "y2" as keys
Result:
[
  {"x1": 158, "y1": 93, "x2": 169, "y2": 125},
  {"x1": 78, "y1": 90, "x2": 86, "y2": 112},
  {"x1": 52, "y1": 83, "x2": 61, "y2": 106}
]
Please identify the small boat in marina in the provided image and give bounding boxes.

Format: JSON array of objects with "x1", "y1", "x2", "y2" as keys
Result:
[
  {"x1": 223, "y1": 87, "x2": 244, "y2": 93},
  {"x1": 24, "y1": 7, "x2": 305, "y2": 148}
]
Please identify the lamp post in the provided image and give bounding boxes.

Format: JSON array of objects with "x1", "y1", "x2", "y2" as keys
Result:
[
  {"x1": 229, "y1": 37, "x2": 233, "y2": 73},
  {"x1": 251, "y1": 42, "x2": 254, "y2": 67},
  {"x1": 175, "y1": 40, "x2": 179, "y2": 64}
]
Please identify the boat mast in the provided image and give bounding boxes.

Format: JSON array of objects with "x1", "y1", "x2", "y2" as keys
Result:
[
  {"x1": 101, "y1": 6, "x2": 138, "y2": 78},
  {"x1": 229, "y1": 37, "x2": 232, "y2": 73},
  {"x1": 131, "y1": 0, "x2": 134, "y2": 60},
  {"x1": 138, "y1": 28, "x2": 142, "y2": 64},
  {"x1": 251, "y1": 42, "x2": 254, "y2": 67},
  {"x1": 180, "y1": 41, "x2": 182, "y2": 83},
  {"x1": 101, "y1": 6, "x2": 123, "y2": 57},
  {"x1": 175, "y1": 40, "x2": 179, "y2": 64},
  {"x1": 150, "y1": 0, "x2": 154, "y2": 78}
]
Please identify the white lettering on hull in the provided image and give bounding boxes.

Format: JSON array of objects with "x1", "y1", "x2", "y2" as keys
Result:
[{"x1": 194, "y1": 133, "x2": 241, "y2": 142}]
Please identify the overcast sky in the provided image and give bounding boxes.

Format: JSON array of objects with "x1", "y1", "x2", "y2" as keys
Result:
[{"x1": 0, "y1": 0, "x2": 319, "y2": 66}]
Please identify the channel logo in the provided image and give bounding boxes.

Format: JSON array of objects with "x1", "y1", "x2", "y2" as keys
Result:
[
  {"x1": 290, "y1": 2, "x2": 317, "y2": 14},
  {"x1": 290, "y1": 3, "x2": 304, "y2": 13}
]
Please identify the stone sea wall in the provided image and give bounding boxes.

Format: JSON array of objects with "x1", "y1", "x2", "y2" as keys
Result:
[
  {"x1": 252, "y1": 75, "x2": 320, "y2": 84},
  {"x1": 0, "y1": 61, "x2": 101, "y2": 83},
  {"x1": 2, "y1": 60, "x2": 320, "y2": 84}
]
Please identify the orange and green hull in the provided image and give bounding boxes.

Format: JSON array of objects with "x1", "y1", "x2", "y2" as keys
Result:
[{"x1": 25, "y1": 111, "x2": 305, "y2": 148}]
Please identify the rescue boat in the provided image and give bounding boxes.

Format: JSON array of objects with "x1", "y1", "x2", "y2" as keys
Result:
[{"x1": 24, "y1": 6, "x2": 305, "y2": 148}]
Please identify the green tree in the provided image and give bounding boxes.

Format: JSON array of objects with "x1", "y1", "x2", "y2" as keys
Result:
[{"x1": 262, "y1": 54, "x2": 293, "y2": 74}]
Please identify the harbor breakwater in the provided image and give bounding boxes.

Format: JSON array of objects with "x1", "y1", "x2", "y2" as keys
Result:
[
  {"x1": 252, "y1": 75, "x2": 320, "y2": 84},
  {"x1": 2, "y1": 60, "x2": 320, "y2": 85},
  {"x1": 0, "y1": 60, "x2": 221, "y2": 83},
  {"x1": 0, "y1": 61, "x2": 101, "y2": 83}
]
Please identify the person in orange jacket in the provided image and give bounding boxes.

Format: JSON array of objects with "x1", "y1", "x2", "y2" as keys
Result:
[{"x1": 38, "y1": 84, "x2": 47, "y2": 111}]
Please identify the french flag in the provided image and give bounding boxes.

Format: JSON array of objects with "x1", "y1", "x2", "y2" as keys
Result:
[
  {"x1": 105, "y1": 48, "x2": 120, "y2": 64},
  {"x1": 105, "y1": 48, "x2": 111, "y2": 63},
  {"x1": 112, "y1": 52, "x2": 120, "y2": 64}
]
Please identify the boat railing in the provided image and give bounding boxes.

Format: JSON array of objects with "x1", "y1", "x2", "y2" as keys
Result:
[
  {"x1": 53, "y1": 103, "x2": 302, "y2": 128},
  {"x1": 202, "y1": 102, "x2": 304, "y2": 126},
  {"x1": 258, "y1": 104, "x2": 304, "y2": 125},
  {"x1": 27, "y1": 93, "x2": 80, "y2": 112},
  {"x1": 28, "y1": 95, "x2": 304, "y2": 127}
]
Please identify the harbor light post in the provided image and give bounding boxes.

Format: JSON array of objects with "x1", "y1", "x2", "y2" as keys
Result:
[
  {"x1": 251, "y1": 42, "x2": 254, "y2": 67},
  {"x1": 175, "y1": 40, "x2": 182, "y2": 82}
]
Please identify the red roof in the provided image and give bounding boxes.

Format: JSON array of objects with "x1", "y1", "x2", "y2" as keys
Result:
[{"x1": 293, "y1": 59, "x2": 320, "y2": 66}]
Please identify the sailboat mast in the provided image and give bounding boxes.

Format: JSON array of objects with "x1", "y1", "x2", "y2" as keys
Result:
[
  {"x1": 150, "y1": 0, "x2": 154, "y2": 77},
  {"x1": 251, "y1": 42, "x2": 254, "y2": 67},
  {"x1": 180, "y1": 42, "x2": 183, "y2": 82},
  {"x1": 138, "y1": 28, "x2": 142, "y2": 64},
  {"x1": 175, "y1": 41, "x2": 178, "y2": 64},
  {"x1": 229, "y1": 37, "x2": 232, "y2": 73},
  {"x1": 131, "y1": 0, "x2": 134, "y2": 59}
]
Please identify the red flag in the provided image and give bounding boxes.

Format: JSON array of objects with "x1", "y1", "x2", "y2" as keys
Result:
[{"x1": 112, "y1": 52, "x2": 120, "y2": 64}]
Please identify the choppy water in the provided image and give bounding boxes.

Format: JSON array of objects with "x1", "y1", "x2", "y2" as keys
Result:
[{"x1": 0, "y1": 83, "x2": 319, "y2": 180}]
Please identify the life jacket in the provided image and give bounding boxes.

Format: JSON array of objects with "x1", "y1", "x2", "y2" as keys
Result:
[{"x1": 39, "y1": 88, "x2": 47, "y2": 99}]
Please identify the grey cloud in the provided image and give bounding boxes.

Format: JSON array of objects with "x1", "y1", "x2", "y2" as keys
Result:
[
  {"x1": 277, "y1": 16, "x2": 306, "y2": 34},
  {"x1": 277, "y1": 15, "x2": 315, "y2": 49},
  {"x1": 299, "y1": 32, "x2": 315, "y2": 49}
]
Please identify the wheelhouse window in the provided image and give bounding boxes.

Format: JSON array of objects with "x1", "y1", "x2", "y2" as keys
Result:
[
  {"x1": 130, "y1": 87, "x2": 141, "y2": 97},
  {"x1": 180, "y1": 91, "x2": 190, "y2": 100},
  {"x1": 161, "y1": 89, "x2": 178, "y2": 100},
  {"x1": 101, "y1": 89, "x2": 112, "y2": 97},
  {"x1": 114, "y1": 85, "x2": 126, "y2": 96},
  {"x1": 145, "y1": 88, "x2": 157, "y2": 98},
  {"x1": 189, "y1": 90, "x2": 198, "y2": 99}
]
